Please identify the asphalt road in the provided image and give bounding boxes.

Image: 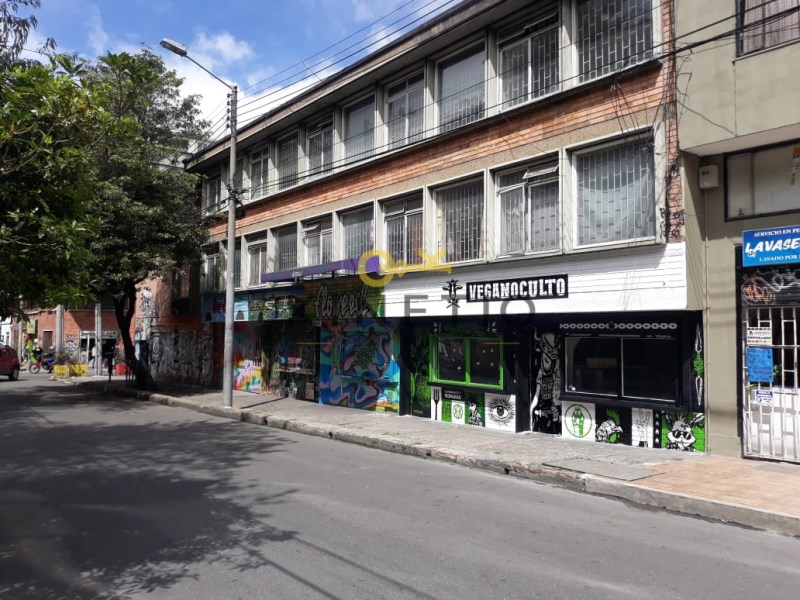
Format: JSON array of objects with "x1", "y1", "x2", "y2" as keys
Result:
[{"x1": 1, "y1": 375, "x2": 799, "y2": 600}]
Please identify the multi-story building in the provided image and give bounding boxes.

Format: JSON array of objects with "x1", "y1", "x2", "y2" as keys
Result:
[
  {"x1": 190, "y1": 0, "x2": 708, "y2": 451},
  {"x1": 677, "y1": 0, "x2": 800, "y2": 460}
]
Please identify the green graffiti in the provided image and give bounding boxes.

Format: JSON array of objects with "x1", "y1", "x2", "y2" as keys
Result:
[
  {"x1": 693, "y1": 353, "x2": 704, "y2": 377},
  {"x1": 572, "y1": 407, "x2": 585, "y2": 438}
]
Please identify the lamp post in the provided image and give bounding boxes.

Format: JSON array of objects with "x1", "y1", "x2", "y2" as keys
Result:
[{"x1": 161, "y1": 38, "x2": 238, "y2": 408}]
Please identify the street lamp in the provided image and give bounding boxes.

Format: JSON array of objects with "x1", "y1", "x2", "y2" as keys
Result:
[{"x1": 161, "y1": 37, "x2": 238, "y2": 409}]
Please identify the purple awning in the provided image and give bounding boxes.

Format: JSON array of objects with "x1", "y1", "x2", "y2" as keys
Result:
[{"x1": 261, "y1": 255, "x2": 381, "y2": 283}]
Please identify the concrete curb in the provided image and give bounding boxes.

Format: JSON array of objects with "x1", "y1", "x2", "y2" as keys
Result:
[{"x1": 70, "y1": 380, "x2": 800, "y2": 537}]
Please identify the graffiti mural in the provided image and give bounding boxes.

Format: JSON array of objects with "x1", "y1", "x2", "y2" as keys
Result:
[
  {"x1": 656, "y1": 411, "x2": 706, "y2": 452},
  {"x1": 631, "y1": 408, "x2": 654, "y2": 448},
  {"x1": 319, "y1": 318, "x2": 399, "y2": 412},
  {"x1": 409, "y1": 326, "x2": 432, "y2": 418},
  {"x1": 595, "y1": 407, "x2": 624, "y2": 444},
  {"x1": 139, "y1": 287, "x2": 154, "y2": 318},
  {"x1": 234, "y1": 359, "x2": 262, "y2": 393},
  {"x1": 150, "y1": 329, "x2": 213, "y2": 386},
  {"x1": 693, "y1": 325, "x2": 705, "y2": 410},
  {"x1": 485, "y1": 393, "x2": 516, "y2": 430},
  {"x1": 63, "y1": 335, "x2": 79, "y2": 361},
  {"x1": 561, "y1": 402, "x2": 595, "y2": 441},
  {"x1": 531, "y1": 331, "x2": 562, "y2": 434}
]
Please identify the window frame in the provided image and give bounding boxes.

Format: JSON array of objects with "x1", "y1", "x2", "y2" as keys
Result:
[
  {"x1": 573, "y1": 0, "x2": 655, "y2": 83},
  {"x1": 277, "y1": 132, "x2": 300, "y2": 191},
  {"x1": 274, "y1": 224, "x2": 298, "y2": 272},
  {"x1": 497, "y1": 5, "x2": 561, "y2": 111},
  {"x1": 564, "y1": 334, "x2": 681, "y2": 404},
  {"x1": 383, "y1": 194, "x2": 424, "y2": 265},
  {"x1": 436, "y1": 43, "x2": 487, "y2": 134},
  {"x1": 385, "y1": 71, "x2": 425, "y2": 150},
  {"x1": 307, "y1": 119, "x2": 334, "y2": 177},
  {"x1": 202, "y1": 244, "x2": 223, "y2": 293},
  {"x1": 434, "y1": 176, "x2": 485, "y2": 264},
  {"x1": 496, "y1": 159, "x2": 561, "y2": 257},
  {"x1": 203, "y1": 173, "x2": 222, "y2": 214},
  {"x1": 249, "y1": 147, "x2": 268, "y2": 201},
  {"x1": 429, "y1": 334, "x2": 504, "y2": 390},
  {"x1": 343, "y1": 94, "x2": 376, "y2": 162},
  {"x1": 340, "y1": 204, "x2": 374, "y2": 261},
  {"x1": 572, "y1": 134, "x2": 657, "y2": 249},
  {"x1": 303, "y1": 216, "x2": 333, "y2": 266},
  {"x1": 247, "y1": 233, "x2": 268, "y2": 287},
  {"x1": 737, "y1": 0, "x2": 800, "y2": 56}
]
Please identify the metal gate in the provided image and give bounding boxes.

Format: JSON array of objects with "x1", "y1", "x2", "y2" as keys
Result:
[{"x1": 742, "y1": 306, "x2": 800, "y2": 461}]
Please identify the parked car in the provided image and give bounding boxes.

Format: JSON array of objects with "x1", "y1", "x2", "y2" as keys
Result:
[{"x1": 0, "y1": 344, "x2": 21, "y2": 381}]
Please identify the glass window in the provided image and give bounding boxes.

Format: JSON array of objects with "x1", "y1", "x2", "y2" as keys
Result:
[
  {"x1": 432, "y1": 336, "x2": 503, "y2": 388},
  {"x1": 172, "y1": 263, "x2": 191, "y2": 299},
  {"x1": 308, "y1": 121, "x2": 333, "y2": 176},
  {"x1": 566, "y1": 337, "x2": 619, "y2": 396},
  {"x1": 277, "y1": 134, "x2": 299, "y2": 190},
  {"x1": 202, "y1": 247, "x2": 222, "y2": 293},
  {"x1": 344, "y1": 97, "x2": 375, "y2": 161},
  {"x1": 726, "y1": 143, "x2": 800, "y2": 218},
  {"x1": 575, "y1": 0, "x2": 653, "y2": 82},
  {"x1": 204, "y1": 174, "x2": 221, "y2": 214},
  {"x1": 576, "y1": 138, "x2": 655, "y2": 246},
  {"x1": 739, "y1": 0, "x2": 800, "y2": 55},
  {"x1": 439, "y1": 46, "x2": 485, "y2": 132},
  {"x1": 304, "y1": 216, "x2": 333, "y2": 266},
  {"x1": 232, "y1": 239, "x2": 242, "y2": 289},
  {"x1": 385, "y1": 195, "x2": 423, "y2": 265},
  {"x1": 387, "y1": 73, "x2": 424, "y2": 149},
  {"x1": 622, "y1": 338, "x2": 679, "y2": 400},
  {"x1": 499, "y1": 7, "x2": 559, "y2": 109},
  {"x1": 341, "y1": 206, "x2": 373, "y2": 260},
  {"x1": 247, "y1": 234, "x2": 268, "y2": 286},
  {"x1": 249, "y1": 148, "x2": 268, "y2": 200},
  {"x1": 436, "y1": 338, "x2": 466, "y2": 382},
  {"x1": 437, "y1": 179, "x2": 483, "y2": 263},
  {"x1": 498, "y1": 162, "x2": 559, "y2": 255},
  {"x1": 469, "y1": 339, "x2": 501, "y2": 386},
  {"x1": 566, "y1": 335, "x2": 679, "y2": 402},
  {"x1": 275, "y1": 225, "x2": 297, "y2": 271}
]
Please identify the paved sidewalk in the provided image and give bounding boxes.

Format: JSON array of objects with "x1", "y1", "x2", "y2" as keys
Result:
[{"x1": 65, "y1": 376, "x2": 800, "y2": 537}]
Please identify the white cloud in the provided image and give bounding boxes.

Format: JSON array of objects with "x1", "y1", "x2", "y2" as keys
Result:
[
  {"x1": 192, "y1": 32, "x2": 254, "y2": 68},
  {"x1": 86, "y1": 4, "x2": 110, "y2": 56}
]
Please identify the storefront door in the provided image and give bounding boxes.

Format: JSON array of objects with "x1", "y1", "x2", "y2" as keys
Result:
[{"x1": 742, "y1": 305, "x2": 800, "y2": 461}]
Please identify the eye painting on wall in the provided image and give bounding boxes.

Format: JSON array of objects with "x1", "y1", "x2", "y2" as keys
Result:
[
  {"x1": 485, "y1": 393, "x2": 516, "y2": 430},
  {"x1": 531, "y1": 330, "x2": 562, "y2": 434}
]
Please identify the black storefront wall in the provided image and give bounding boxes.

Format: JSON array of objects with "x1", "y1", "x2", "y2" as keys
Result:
[{"x1": 400, "y1": 310, "x2": 704, "y2": 446}]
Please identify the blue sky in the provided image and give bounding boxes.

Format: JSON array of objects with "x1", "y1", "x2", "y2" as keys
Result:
[{"x1": 24, "y1": 0, "x2": 452, "y2": 136}]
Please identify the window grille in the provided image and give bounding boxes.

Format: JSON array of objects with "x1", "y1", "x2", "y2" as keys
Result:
[
  {"x1": 438, "y1": 179, "x2": 483, "y2": 263},
  {"x1": 576, "y1": 139, "x2": 655, "y2": 246},
  {"x1": 308, "y1": 122, "x2": 333, "y2": 176},
  {"x1": 576, "y1": 0, "x2": 653, "y2": 82},
  {"x1": 341, "y1": 207, "x2": 373, "y2": 260},
  {"x1": 439, "y1": 47, "x2": 485, "y2": 133},
  {"x1": 278, "y1": 134, "x2": 299, "y2": 190},
  {"x1": 739, "y1": 1, "x2": 800, "y2": 55},
  {"x1": 387, "y1": 73, "x2": 425, "y2": 149},
  {"x1": 275, "y1": 225, "x2": 298, "y2": 271},
  {"x1": 304, "y1": 217, "x2": 333, "y2": 265},
  {"x1": 248, "y1": 234, "x2": 268, "y2": 286},
  {"x1": 498, "y1": 163, "x2": 559, "y2": 255},
  {"x1": 385, "y1": 196, "x2": 423, "y2": 264},
  {"x1": 249, "y1": 148, "x2": 268, "y2": 200},
  {"x1": 345, "y1": 98, "x2": 375, "y2": 161}
]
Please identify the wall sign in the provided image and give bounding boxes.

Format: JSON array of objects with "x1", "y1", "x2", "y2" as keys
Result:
[
  {"x1": 746, "y1": 327, "x2": 772, "y2": 347},
  {"x1": 747, "y1": 347, "x2": 774, "y2": 383},
  {"x1": 753, "y1": 390, "x2": 774, "y2": 406},
  {"x1": 743, "y1": 226, "x2": 800, "y2": 267},
  {"x1": 442, "y1": 389, "x2": 463, "y2": 401},
  {"x1": 466, "y1": 275, "x2": 568, "y2": 302}
]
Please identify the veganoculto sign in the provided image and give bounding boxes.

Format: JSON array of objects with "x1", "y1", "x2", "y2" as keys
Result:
[{"x1": 466, "y1": 275, "x2": 568, "y2": 302}]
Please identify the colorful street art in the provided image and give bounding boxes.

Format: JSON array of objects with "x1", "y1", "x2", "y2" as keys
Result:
[
  {"x1": 234, "y1": 359, "x2": 262, "y2": 393},
  {"x1": 318, "y1": 317, "x2": 399, "y2": 412},
  {"x1": 658, "y1": 411, "x2": 706, "y2": 452}
]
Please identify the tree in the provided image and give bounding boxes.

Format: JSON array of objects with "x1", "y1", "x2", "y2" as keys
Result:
[
  {"x1": 0, "y1": 0, "x2": 54, "y2": 67},
  {"x1": 0, "y1": 57, "x2": 98, "y2": 319},
  {"x1": 83, "y1": 49, "x2": 209, "y2": 386}
]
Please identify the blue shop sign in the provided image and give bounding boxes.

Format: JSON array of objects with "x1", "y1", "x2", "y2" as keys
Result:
[{"x1": 742, "y1": 225, "x2": 800, "y2": 267}]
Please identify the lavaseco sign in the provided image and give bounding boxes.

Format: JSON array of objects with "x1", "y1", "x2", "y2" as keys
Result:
[{"x1": 466, "y1": 275, "x2": 568, "y2": 302}]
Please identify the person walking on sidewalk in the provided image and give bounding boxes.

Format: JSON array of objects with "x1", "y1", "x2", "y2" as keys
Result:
[{"x1": 90, "y1": 345, "x2": 97, "y2": 368}]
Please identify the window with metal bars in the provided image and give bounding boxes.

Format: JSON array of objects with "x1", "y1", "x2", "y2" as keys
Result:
[
  {"x1": 575, "y1": 0, "x2": 653, "y2": 82},
  {"x1": 304, "y1": 216, "x2": 333, "y2": 266},
  {"x1": 437, "y1": 178, "x2": 484, "y2": 263},
  {"x1": 497, "y1": 161, "x2": 559, "y2": 255},
  {"x1": 274, "y1": 225, "x2": 298, "y2": 271},
  {"x1": 232, "y1": 239, "x2": 242, "y2": 289},
  {"x1": 498, "y1": 4, "x2": 560, "y2": 110},
  {"x1": 202, "y1": 247, "x2": 223, "y2": 293},
  {"x1": 277, "y1": 134, "x2": 299, "y2": 190},
  {"x1": 344, "y1": 97, "x2": 375, "y2": 161},
  {"x1": 575, "y1": 137, "x2": 655, "y2": 246},
  {"x1": 249, "y1": 147, "x2": 268, "y2": 200},
  {"x1": 738, "y1": 0, "x2": 800, "y2": 55},
  {"x1": 341, "y1": 206, "x2": 374, "y2": 260},
  {"x1": 384, "y1": 195, "x2": 424, "y2": 265},
  {"x1": 386, "y1": 73, "x2": 425, "y2": 150},
  {"x1": 247, "y1": 234, "x2": 268, "y2": 287},
  {"x1": 438, "y1": 46, "x2": 485, "y2": 133},
  {"x1": 307, "y1": 121, "x2": 333, "y2": 176}
]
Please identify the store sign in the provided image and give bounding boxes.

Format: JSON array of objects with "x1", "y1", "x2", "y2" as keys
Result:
[
  {"x1": 442, "y1": 389, "x2": 463, "y2": 402},
  {"x1": 311, "y1": 283, "x2": 376, "y2": 319},
  {"x1": 743, "y1": 226, "x2": 800, "y2": 267},
  {"x1": 747, "y1": 347, "x2": 774, "y2": 383},
  {"x1": 466, "y1": 274, "x2": 568, "y2": 302},
  {"x1": 746, "y1": 327, "x2": 772, "y2": 347},
  {"x1": 753, "y1": 390, "x2": 774, "y2": 406}
]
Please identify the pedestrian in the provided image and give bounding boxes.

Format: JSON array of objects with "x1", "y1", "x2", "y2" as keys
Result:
[{"x1": 90, "y1": 345, "x2": 97, "y2": 368}]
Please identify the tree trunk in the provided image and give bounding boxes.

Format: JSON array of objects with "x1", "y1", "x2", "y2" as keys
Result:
[{"x1": 113, "y1": 281, "x2": 151, "y2": 388}]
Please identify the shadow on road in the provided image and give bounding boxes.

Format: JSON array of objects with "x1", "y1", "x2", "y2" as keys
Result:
[{"x1": 0, "y1": 386, "x2": 299, "y2": 599}]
